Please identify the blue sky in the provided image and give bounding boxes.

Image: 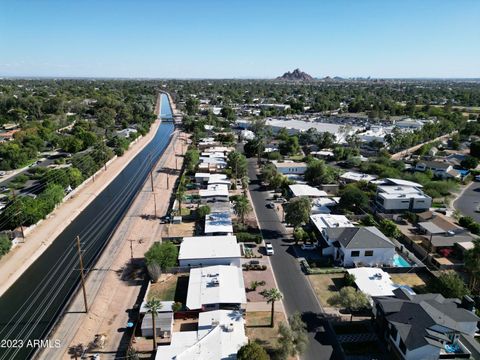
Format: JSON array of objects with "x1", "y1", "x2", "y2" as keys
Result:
[{"x1": 1, "y1": 0, "x2": 479, "y2": 78}]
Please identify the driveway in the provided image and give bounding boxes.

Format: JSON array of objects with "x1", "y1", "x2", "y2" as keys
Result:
[
  {"x1": 247, "y1": 158, "x2": 341, "y2": 360},
  {"x1": 454, "y1": 181, "x2": 480, "y2": 221}
]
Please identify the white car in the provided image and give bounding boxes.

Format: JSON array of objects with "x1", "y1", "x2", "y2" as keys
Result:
[
  {"x1": 301, "y1": 243, "x2": 317, "y2": 251},
  {"x1": 265, "y1": 242, "x2": 274, "y2": 255}
]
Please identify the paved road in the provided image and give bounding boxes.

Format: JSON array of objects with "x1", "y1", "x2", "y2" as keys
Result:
[
  {"x1": 247, "y1": 159, "x2": 341, "y2": 360},
  {"x1": 454, "y1": 181, "x2": 480, "y2": 221}
]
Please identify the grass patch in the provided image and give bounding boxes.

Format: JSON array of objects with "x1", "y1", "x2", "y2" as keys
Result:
[
  {"x1": 390, "y1": 273, "x2": 429, "y2": 294},
  {"x1": 308, "y1": 273, "x2": 345, "y2": 306},
  {"x1": 245, "y1": 312, "x2": 284, "y2": 350},
  {"x1": 148, "y1": 274, "x2": 189, "y2": 302}
]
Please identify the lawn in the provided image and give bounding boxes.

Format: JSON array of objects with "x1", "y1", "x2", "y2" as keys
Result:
[
  {"x1": 308, "y1": 273, "x2": 345, "y2": 306},
  {"x1": 148, "y1": 274, "x2": 189, "y2": 302},
  {"x1": 245, "y1": 311, "x2": 285, "y2": 351},
  {"x1": 390, "y1": 273, "x2": 429, "y2": 293}
]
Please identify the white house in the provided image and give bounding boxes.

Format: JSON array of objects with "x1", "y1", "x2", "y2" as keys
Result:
[
  {"x1": 376, "y1": 185, "x2": 432, "y2": 212},
  {"x1": 310, "y1": 214, "x2": 354, "y2": 234},
  {"x1": 178, "y1": 236, "x2": 241, "y2": 267},
  {"x1": 204, "y1": 212, "x2": 233, "y2": 236},
  {"x1": 199, "y1": 184, "x2": 230, "y2": 203},
  {"x1": 186, "y1": 265, "x2": 246, "y2": 311},
  {"x1": 155, "y1": 310, "x2": 248, "y2": 360},
  {"x1": 272, "y1": 160, "x2": 307, "y2": 175},
  {"x1": 311, "y1": 197, "x2": 339, "y2": 215},
  {"x1": 288, "y1": 184, "x2": 328, "y2": 198},
  {"x1": 320, "y1": 226, "x2": 396, "y2": 267},
  {"x1": 415, "y1": 160, "x2": 461, "y2": 179},
  {"x1": 340, "y1": 171, "x2": 377, "y2": 183}
]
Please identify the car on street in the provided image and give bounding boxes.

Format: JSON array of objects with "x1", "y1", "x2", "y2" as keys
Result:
[
  {"x1": 475, "y1": 175, "x2": 480, "y2": 182},
  {"x1": 301, "y1": 243, "x2": 317, "y2": 251},
  {"x1": 266, "y1": 202, "x2": 275, "y2": 209},
  {"x1": 265, "y1": 242, "x2": 274, "y2": 255},
  {"x1": 275, "y1": 197, "x2": 287, "y2": 203}
]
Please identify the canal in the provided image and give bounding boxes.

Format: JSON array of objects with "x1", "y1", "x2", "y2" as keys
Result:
[{"x1": 0, "y1": 94, "x2": 174, "y2": 360}]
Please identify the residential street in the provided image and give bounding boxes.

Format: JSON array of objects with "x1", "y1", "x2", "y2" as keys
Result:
[
  {"x1": 247, "y1": 158, "x2": 341, "y2": 360},
  {"x1": 454, "y1": 180, "x2": 480, "y2": 222}
]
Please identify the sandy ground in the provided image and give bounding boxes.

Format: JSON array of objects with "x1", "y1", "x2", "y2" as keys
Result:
[
  {"x1": 38, "y1": 126, "x2": 188, "y2": 360},
  {"x1": 0, "y1": 116, "x2": 162, "y2": 298}
]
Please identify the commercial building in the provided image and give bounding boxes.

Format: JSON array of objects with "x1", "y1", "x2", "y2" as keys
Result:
[{"x1": 375, "y1": 180, "x2": 432, "y2": 213}]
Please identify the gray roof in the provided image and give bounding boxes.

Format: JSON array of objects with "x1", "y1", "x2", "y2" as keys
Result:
[
  {"x1": 375, "y1": 288, "x2": 479, "y2": 351},
  {"x1": 141, "y1": 312, "x2": 173, "y2": 332},
  {"x1": 418, "y1": 160, "x2": 451, "y2": 170},
  {"x1": 430, "y1": 234, "x2": 473, "y2": 248},
  {"x1": 326, "y1": 226, "x2": 395, "y2": 249}
]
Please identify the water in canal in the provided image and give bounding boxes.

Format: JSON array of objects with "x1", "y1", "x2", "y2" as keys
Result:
[{"x1": 0, "y1": 94, "x2": 174, "y2": 360}]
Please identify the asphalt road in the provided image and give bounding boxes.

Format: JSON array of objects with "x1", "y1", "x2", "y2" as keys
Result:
[
  {"x1": 247, "y1": 158, "x2": 341, "y2": 360},
  {"x1": 454, "y1": 181, "x2": 480, "y2": 221}
]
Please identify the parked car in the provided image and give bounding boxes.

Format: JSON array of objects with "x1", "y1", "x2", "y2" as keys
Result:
[
  {"x1": 266, "y1": 202, "x2": 275, "y2": 209},
  {"x1": 475, "y1": 175, "x2": 480, "y2": 182},
  {"x1": 265, "y1": 242, "x2": 274, "y2": 255},
  {"x1": 435, "y1": 208, "x2": 448, "y2": 215},
  {"x1": 301, "y1": 243, "x2": 317, "y2": 251},
  {"x1": 275, "y1": 197, "x2": 287, "y2": 204}
]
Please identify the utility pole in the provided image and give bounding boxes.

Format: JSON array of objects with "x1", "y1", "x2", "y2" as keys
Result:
[
  {"x1": 166, "y1": 173, "x2": 170, "y2": 189},
  {"x1": 150, "y1": 165, "x2": 155, "y2": 192},
  {"x1": 153, "y1": 192, "x2": 157, "y2": 218},
  {"x1": 75, "y1": 236, "x2": 88, "y2": 313},
  {"x1": 11, "y1": 189, "x2": 24, "y2": 238},
  {"x1": 128, "y1": 239, "x2": 135, "y2": 259}
]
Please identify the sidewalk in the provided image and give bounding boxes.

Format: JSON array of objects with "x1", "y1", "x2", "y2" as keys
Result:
[{"x1": 39, "y1": 131, "x2": 188, "y2": 360}]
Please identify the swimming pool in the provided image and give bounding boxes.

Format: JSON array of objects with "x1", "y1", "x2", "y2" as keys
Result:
[{"x1": 393, "y1": 253, "x2": 411, "y2": 267}]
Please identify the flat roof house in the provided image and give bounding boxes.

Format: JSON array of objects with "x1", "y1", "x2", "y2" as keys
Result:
[
  {"x1": 272, "y1": 160, "x2": 307, "y2": 175},
  {"x1": 288, "y1": 184, "x2": 328, "y2": 198},
  {"x1": 178, "y1": 236, "x2": 241, "y2": 267},
  {"x1": 376, "y1": 185, "x2": 432, "y2": 213},
  {"x1": 199, "y1": 184, "x2": 230, "y2": 203},
  {"x1": 340, "y1": 171, "x2": 377, "y2": 183},
  {"x1": 415, "y1": 160, "x2": 461, "y2": 179},
  {"x1": 321, "y1": 226, "x2": 396, "y2": 267},
  {"x1": 373, "y1": 288, "x2": 479, "y2": 360},
  {"x1": 186, "y1": 265, "x2": 246, "y2": 311},
  {"x1": 155, "y1": 310, "x2": 248, "y2": 360},
  {"x1": 204, "y1": 212, "x2": 233, "y2": 236},
  {"x1": 347, "y1": 267, "x2": 415, "y2": 298}
]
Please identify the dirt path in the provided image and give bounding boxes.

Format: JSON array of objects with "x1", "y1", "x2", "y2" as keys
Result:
[{"x1": 0, "y1": 116, "x2": 163, "y2": 298}]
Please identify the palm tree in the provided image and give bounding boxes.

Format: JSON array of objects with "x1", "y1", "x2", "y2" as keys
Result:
[
  {"x1": 241, "y1": 175, "x2": 250, "y2": 195},
  {"x1": 145, "y1": 298, "x2": 163, "y2": 350},
  {"x1": 234, "y1": 195, "x2": 251, "y2": 225},
  {"x1": 175, "y1": 186, "x2": 185, "y2": 216},
  {"x1": 261, "y1": 288, "x2": 283, "y2": 327}
]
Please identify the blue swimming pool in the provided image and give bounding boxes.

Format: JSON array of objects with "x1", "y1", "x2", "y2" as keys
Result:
[{"x1": 393, "y1": 254, "x2": 411, "y2": 267}]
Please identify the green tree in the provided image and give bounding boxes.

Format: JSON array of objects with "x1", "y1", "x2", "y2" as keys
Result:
[
  {"x1": 96, "y1": 107, "x2": 116, "y2": 135},
  {"x1": 227, "y1": 151, "x2": 248, "y2": 180},
  {"x1": 144, "y1": 242, "x2": 178, "y2": 271},
  {"x1": 260, "y1": 163, "x2": 278, "y2": 186},
  {"x1": 470, "y1": 141, "x2": 480, "y2": 158},
  {"x1": 0, "y1": 234, "x2": 12, "y2": 258},
  {"x1": 277, "y1": 313, "x2": 309, "y2": 358},
  {"x1": 184, "y1": 148, "x2": 200, "y2": 174},
  {"x1": 465, "y1": 239, "x2": 480, "y2": 290},
  {"x1": 461, "y1": 156, "x2": 479, "y2": 169},
  {"x1": 185, "y1": 97, "x2": 199, "y2": 115},
  {"x1": 197, "y1": 205, "x2": 211, "y2": 219},
  {"x1": 338, "y1": 184, "x2": 369, "y2": 213},
  {"x1": 327, "y1": 287, "x2": 370, "y2": 321},
  {"x1": 293, "y1": 227, "x2": 308, "y2": 245},
  {"x1": 260, "y1": 288, "x2": 283, "y2": 328},
  {"x1": 234, "y1": 195, "x2": 252, "y2": 225},
  {"x1": 379, "y1": 219, "x2": 401, "y2": 239},
  {"x1": 241, "y1": 175, "x2": 250, "y2": 195},
  {"x1": 144, "y1": 298, "x2": 162, "y2": 350},
  {"x1": 237, "y1": 342, "x2": 270, "y2": 360},
  {"x1": 304, "y1": 159, "x2": 338, "y2": 185},
  {"x1": 285, "y1": 197, "x2": 311, "y2": 228},
  {"x1": 428, "y1": 272, "x2": 470, "y2": 299}
]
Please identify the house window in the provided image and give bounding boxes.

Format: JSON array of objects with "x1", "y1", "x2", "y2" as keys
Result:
[
  {"x1": 365, "y1": 250, "x2": 374, "y2": 257},
  {"x1": 399, "y1": 339, "x2": 407, "y2": 354},
  {"x1": 351, "y1": 251, "x2": 360, "y2": 257},
  {"x1": 390, "y1": 324, "x2": 398, "y2": 341},
  {"x1": 401, "y1": 200, "x2": 409, "y2": 203}
]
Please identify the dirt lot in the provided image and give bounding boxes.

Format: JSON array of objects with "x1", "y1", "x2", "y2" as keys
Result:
[
  {"x1": 245, "y1": 311, "x2": 285, "y2": 351},
  {"x1": 390, "y1": 272, "x2": 429, "y2": 293},
  {"x1": 308, "y1": 273, "x2": 345, "y2": 306}
]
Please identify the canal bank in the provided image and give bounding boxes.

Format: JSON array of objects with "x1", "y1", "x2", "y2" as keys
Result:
[{"x1": 0, "y1": 94, "x2": 175, "y2": 360}]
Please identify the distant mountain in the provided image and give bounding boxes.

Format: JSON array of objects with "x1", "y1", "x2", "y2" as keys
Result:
[{"x1": 277, "y1": 68, "x2": 313, "y2": 81}]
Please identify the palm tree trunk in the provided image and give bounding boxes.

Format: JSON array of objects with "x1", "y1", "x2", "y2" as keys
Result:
[
  {"x1": 151, "y1": 313, "x2": 157, "y2": 351},
  {"x1": 270, "y1": 301, "x2": 275, "y2": 328}
]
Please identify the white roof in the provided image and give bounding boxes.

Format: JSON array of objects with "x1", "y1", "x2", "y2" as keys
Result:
[
  {"x1": 272, "y1": 160, "x2": 307, "y2": 169},
  {"x1": 340, "y1": 171, "x2": 377, "y2": 182},
  {"x1": 140, "y1": 300, "x2": 174, "y2": 314},
  {"x1": 178, "y1": 236, "x2": 240, "y2": 261},
  {"x1": 347, "y1": 267, "x2": 396, "y2": 297},
  {"x1": 265, "y1": 118, "x2": 360, "y2": 138},
  {"x1": 199, "y1": 184, "x2": 229, "y2": 198},
  {"x1": 186, "y1": 265, "x2": 246, "y2": 310},
  {"x1": 310, "y1": 214, "x2": 354, "y2": 230},
  {"x1": 155, "y1": 310, "x2": 247, "y2": 360},
  {"x1": 289, "y1": 184, "x2": 328, "y2": 197},
  {"x1": 195, "y1": 172, "x2": 212, "y2": 179},
  {"x1": 385, "y1": 178, "x2": 423, "y2": 188},
  {"x1": 205, "y1": 212, "x2": 233, "y2": 234},
  {"x1": 203, "y1": 146, "x2": 233, "y2": 153}
]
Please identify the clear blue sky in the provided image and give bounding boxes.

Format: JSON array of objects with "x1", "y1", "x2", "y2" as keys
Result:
[{"x1": 1, "y1": 0, "x2": 479, "y2": 78}]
